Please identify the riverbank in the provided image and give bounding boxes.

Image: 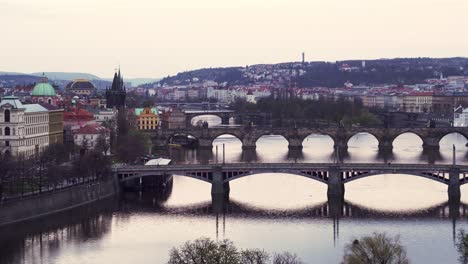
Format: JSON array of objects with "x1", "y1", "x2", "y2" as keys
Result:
[{"x1": 0, "y1": 179, "x2": 118, "y2": 227}]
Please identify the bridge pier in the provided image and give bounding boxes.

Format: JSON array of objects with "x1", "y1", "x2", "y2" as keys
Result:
[
  {"x1": 378, "y1": 140, "x2": 393, "y2": 152},
  {"x1": 198, "y1": 139, "x2": 213, "y2": 149},
  {"x1": 287, "y1": 138, "x2": 303, "y2": 150},
  {"x1": 242, "y1": 138, "x2": 257, "y2": 150},
  {"x1": 423, "y1": 137, "x2": 440, "y2": 151},
  {"x1": 211, "y1": 166, "x2": 230, "y2": 196},
  {"x1": 448, "y1": 168, "x2": 461, "y2": 203},
  {"x1": 334, "y1": 138, "x2": 348, "y2": 154},
  {"x1": 220, "y1": 115, "x2": 230, "y2": 125},
  {"x1": 327, "y1": 167, "x2": 345, "y2": 201}
]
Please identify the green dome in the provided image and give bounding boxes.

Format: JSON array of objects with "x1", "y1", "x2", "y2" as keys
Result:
[{"x1": 32, "y1": 82, "x2": 56, "y2": 96}]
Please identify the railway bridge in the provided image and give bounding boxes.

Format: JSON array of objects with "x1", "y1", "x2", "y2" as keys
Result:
[{"x1": 113, "y1": 162, "x2": 468, "y2": 202}]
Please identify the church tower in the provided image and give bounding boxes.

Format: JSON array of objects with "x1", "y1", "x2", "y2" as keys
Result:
[{"x1": 106, "y1": 69, "x2": 126, "y2": 109}]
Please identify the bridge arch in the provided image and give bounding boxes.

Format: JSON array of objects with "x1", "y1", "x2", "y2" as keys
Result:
[
  {"x1": 186, "y1": 111, "x2": 234, "y2": 127},
  {"x1": 254, "y1": 134, "x2": 290, "y2": 146},
  {"x1": 391, "y1": 132, "x2": 424, "y2": 148},
  {"x1": 211, "y1": 132, "x2": 244, "y2": 144},
  {"x1": 190, "y1": 114, "x2": 223, "y2": 127},
  {"x1": 301, "y1": 133, "x2": 336, "y2": 145},
  {"x1": 342, "y1": 172, "x2": 449, "y2": 185},
  {"x1": 347, "y1": 132, "x2": 379, "y2": 148},
  {"x1": 223, "y1": 171, "x2": 329, "y2": 185},
  {"x1": 438, "y1": 131, "x2": 468, "y2": 145},
  {"x1": 302, "y1": 133, "x2": 335, "y2": 153},
  {"x1": 167, "y1": 133, "x2": 199, "y2": 145},
  {"x1": 120, "y1": 172, "x2": 213, "y2": 184}
]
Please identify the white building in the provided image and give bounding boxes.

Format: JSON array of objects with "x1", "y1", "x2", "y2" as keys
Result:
[
  {"x1": 92, "y1": 108, "x2": 117, "y2": 125},
  {"x1": 74, "y1": 124, "x2": 110, "y2": 152},
  {"x1": 0, "y1": 96, "x2": 50, "y2": 157},
  {"x1": 454, "y1": 106, "x2": 468, "y2": 127}
]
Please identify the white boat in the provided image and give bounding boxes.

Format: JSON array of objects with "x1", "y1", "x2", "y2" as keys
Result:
[{"x1": 145, "y1": 158, "x2": 172, "y2": 166}]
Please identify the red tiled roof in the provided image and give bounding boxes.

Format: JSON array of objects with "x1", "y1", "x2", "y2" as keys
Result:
[
  {"x1": 76, "y1": 124, "x2": 109, "y2": 134},
  {"x1": 64, "y1": 108, "x2": 94, "y2": 121}
]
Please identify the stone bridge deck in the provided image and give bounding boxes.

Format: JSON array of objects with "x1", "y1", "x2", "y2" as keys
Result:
[
  {"x1": 114, "y1": 162, "x2": 468, "y2": 202},
  {"x1": 150, "y1": 126, "x2": 468, "y2": 151}
]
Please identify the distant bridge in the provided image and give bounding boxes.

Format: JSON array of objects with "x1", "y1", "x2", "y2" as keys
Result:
[
  {"x1": 113, "y1": 162, "x2": 468, "y2": 201},
  {"x1": 151, "y1": 126, "x2": 468, "y2": 151},
  {"x1": 183, "y1": 109, "x2": 234, "y2": 126}
]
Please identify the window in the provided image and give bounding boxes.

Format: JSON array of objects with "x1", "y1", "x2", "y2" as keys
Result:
[
  {"x1": 4, "y1": 109, "x2": 10, "y2": 122},
  {"x1": 5, "y1": 141, "x2": 9, "y2": 147},
  {"x1": 4, "y1": 127, "x2": 10, "y2": 136}
]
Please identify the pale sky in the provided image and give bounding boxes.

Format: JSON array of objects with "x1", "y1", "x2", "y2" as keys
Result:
[{"x1": 1, "y1": 0, "x2": 467, "y2": 78}]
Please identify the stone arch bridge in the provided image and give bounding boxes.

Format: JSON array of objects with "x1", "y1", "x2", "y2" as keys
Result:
[
  {"x1": 150, "y1": 126, "x2": 468, "y2": 151},
  {"x1": 114, "y1": 163, "x2": 468, "y2": 202}
]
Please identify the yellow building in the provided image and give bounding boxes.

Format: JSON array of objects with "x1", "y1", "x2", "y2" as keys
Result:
[{"x1": 135, "y1": 107, "x2": 159, "y2": 130}]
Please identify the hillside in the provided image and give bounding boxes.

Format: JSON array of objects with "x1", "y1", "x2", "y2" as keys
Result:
[{"x1": 157, "y1": 57, "x2": 468, "y2": 88}]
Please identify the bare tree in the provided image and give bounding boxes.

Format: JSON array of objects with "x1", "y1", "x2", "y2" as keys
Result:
[
  {"x1": 241, "y1": 249, "x2": 270, "y2": 264},
  {"x1": 342, "y1": 233, "x2": 409, "y2": 264},
  {"x1": 272, "y1": 252, "x2": 304, "y2": 264},
  {"x1": 168, "y1": 237, "x2": 240, "y2": 264},
  {"x1": 167, "y1": 237, "x2": 303, "y2": 264}
]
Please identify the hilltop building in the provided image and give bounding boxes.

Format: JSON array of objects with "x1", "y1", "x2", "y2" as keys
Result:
[
  {"x1": 106, "y1": 70, "x2": 126, "y2": 109},
  {"x1": 65, "y1": 79, "x2": 96, "y2": 96},
  {"x1": 31, "y1": 74, "x2": 58, "y2": 106}
]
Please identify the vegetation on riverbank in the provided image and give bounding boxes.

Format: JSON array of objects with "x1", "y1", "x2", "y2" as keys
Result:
[
  {"x1": 167, "y1": 233, "x2": 411, "y2": 264},
  {"x1": 231, "y1": 97, "x2": 380, "y2": 127},
  {"x1": 0, "y1": 143, "x2": 111, "y2": 200}
]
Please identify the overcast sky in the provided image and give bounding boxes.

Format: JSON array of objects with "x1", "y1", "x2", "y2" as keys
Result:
[{"x1": 1, "y1": 0, "x2": 467, "y2": 78}]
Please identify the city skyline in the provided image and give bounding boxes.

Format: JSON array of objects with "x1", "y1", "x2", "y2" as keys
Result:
[{"x1": 1, "y1": 0, "x2": 468, "y2": 78}]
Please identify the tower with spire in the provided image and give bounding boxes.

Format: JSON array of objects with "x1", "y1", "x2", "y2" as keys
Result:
[{"x1": 106, "y1": 68, "x2": 126, "y2": 109}]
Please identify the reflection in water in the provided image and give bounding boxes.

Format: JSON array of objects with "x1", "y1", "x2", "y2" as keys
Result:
[
  {"x1": 0, "y1": 198, "x2": 115, "y2": 264},
  {"x1": 3, "y1": 132, "x2": 468, "y2": 264}
]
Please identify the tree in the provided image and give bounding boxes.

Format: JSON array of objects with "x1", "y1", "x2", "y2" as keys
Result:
[
  {"x1": 342, "y1": 233, "x2": 409, "y2": 264},
  {"x1": 115, "y1": 130, "x2": 148, "y2": 163},
  {"x1": 241, "y1": 249, "x2": 270, "y2": 264},
  {"x1": 95, "y1": 133, "x2": 110, "y2": 155},
  {"x1": 456, "y1": 230, "x2": 468, "y2": 264},
  {"x1": 0, "y1": 152, "x2": 14, "y2": 200},
  {"x1": 272, "y1": 252, "x2": 303, "y2": 264},
  {"x1": 167, "y1": 237, "x2": 303, "y2": 264},
  {"x1": 168, "y1": 238, "x2": 240, "y2": 264}
]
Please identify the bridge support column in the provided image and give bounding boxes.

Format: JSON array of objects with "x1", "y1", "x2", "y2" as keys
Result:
[
  {"x1": 423, "y1": 137, "x2": 440, "y2": 151},
  {"x1": 211, "y1": 166, "x2": 230, "y2": 196},
  {"x1": 378, "y1": 139, "x2": 393, "y2": 152},
  {"x1": 288, "y1": 138, "x2": 303, "y2": 150},
  {"x1": 334, "y1": 139, "x2": 348, "y2": 153},
  {"x1": 448, "y1": 168, "x2": 461, "y2": 204},
  {"x1": 198, "y1": 139, "x2": 213, "y2": 149},
  {"x1": 242, "y1": 138, "x2": 256, "y2": 150},
  {"x1": 221, "y1": 115, "x2": 230, "y2": 125},
  {"x1": 327, "y1": 166, "x2": 344, "y2": 201}
]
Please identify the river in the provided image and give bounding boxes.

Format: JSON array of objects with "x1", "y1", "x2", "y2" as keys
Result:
[{"x1": 1, "y1": 117, "x2": 468, "y2": 263}]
